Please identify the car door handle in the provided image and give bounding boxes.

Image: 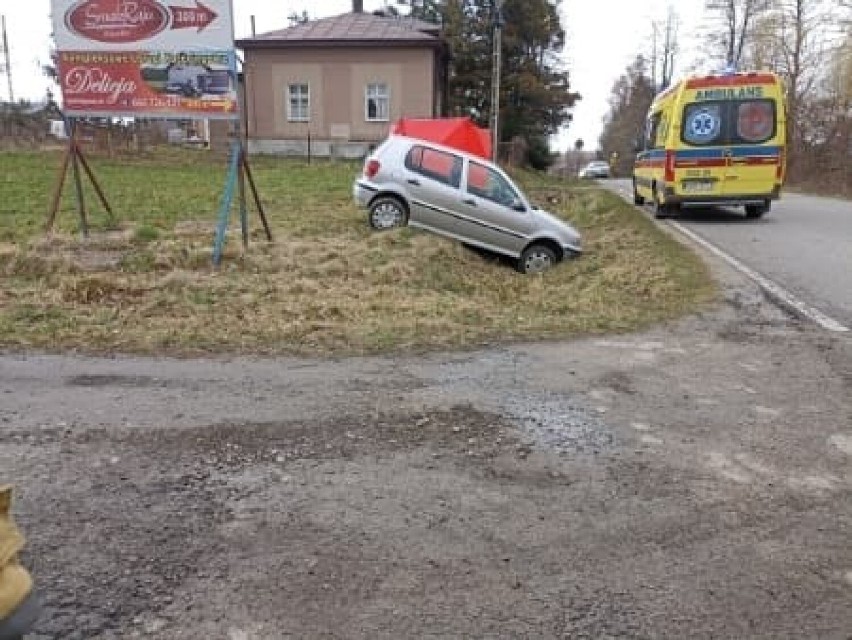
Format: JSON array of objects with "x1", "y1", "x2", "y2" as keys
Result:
[
  {"x1": 462, "y1": 198, "x2": 477, "y2": 206},
  {"x1": 407, "y1": 178, "x2": 421, "y2": 186}
]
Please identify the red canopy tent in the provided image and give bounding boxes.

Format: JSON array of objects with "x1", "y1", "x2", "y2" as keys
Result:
[{"x1": 391, "y1": 117, "x2": 492, "y2": 160}]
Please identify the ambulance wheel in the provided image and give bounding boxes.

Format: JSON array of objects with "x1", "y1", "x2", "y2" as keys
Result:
[
  {"x1": 745, "y1": 202, "x2": 770, "y2": 219},
  {"x1": 653, "y1": 186, "x2": 670, "y2": 219},
  {"x1": 632, "y1": 179, "x2": 645, "y2": 205}
]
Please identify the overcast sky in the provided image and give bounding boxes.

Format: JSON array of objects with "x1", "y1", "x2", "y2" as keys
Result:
[{"x1": 1, "y1": 0, "x2": 710, "y2": 150}]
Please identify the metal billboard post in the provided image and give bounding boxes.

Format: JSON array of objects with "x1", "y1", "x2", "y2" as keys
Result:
[{"x1": 210, "y1": 30, "x2": 272, "y2": 268}]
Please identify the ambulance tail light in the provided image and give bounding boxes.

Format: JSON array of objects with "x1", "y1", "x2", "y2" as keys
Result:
[
  {"x1": 776, "y1": 148, "x2": 785, "y2": 181},
  {"x1": 664, "y1": 150, "x2": 676, "y2": 183}
]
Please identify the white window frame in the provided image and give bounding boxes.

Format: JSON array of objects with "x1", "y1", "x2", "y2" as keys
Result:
[
  {"x1": 287, "y1": 83, "x2": 310, "y2": 122},
  {"x1": 365, "y1": 83, "x2": 390, "y2": 122}
]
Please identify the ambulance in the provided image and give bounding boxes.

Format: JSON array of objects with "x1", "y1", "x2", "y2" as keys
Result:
[{"x1": 633, "y1": 71, "x2": 786, "y2": 219}]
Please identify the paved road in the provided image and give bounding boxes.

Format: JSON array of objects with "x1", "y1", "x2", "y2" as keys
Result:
[{"x1": 606, "y1": 179, "x2": 852, "y2": 327}]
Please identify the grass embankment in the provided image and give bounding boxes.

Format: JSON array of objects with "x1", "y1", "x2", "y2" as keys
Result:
[{"x1": 0, "y1": 149, "x2": 714, "y2": 355}]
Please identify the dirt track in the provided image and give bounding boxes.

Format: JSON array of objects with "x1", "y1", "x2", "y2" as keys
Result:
[{"x1": 2, "y1": 264, "x2": 852, "y2": 639}]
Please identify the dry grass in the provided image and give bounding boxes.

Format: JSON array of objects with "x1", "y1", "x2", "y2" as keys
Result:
[{"x1": 0, "y1": 149, "x2": 715, "y2": 355}]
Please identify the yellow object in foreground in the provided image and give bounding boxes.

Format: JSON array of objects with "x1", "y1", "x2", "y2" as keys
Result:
[{"x1": 0, "y1": 486, "x2": 36, "y2": 635}]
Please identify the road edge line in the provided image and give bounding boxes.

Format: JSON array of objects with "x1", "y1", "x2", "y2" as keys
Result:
[{"x1": 667, "y1": 220, "x2": 850, "y2": 334}]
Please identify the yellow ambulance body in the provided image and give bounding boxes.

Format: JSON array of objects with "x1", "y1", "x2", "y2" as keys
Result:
[{"x1": 633, "y1": 71, "x2": 786, "y2": 218}]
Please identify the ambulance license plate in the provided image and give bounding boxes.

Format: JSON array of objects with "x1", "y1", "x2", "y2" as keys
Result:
[{"x1": 681, "y1": 180, "x2": 715, "y2": 193}]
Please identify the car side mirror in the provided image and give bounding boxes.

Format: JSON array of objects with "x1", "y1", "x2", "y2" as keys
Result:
[{"x1": 511, "y1": 199, "x2": 527, "y2": 212}]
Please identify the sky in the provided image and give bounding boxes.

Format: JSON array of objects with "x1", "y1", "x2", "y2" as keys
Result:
[{"x1": 0, "y1": 0, "x2": 709, "y2": 150}]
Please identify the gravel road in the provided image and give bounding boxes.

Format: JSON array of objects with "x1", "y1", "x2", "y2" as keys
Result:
[{"x1": 2, "y1": 265, "x2": 852, "y2": 638}]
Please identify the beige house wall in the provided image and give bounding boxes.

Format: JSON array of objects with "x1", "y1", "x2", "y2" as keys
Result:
[{"x1": 243, "y1": 47, "x2": 436, "y2": 146}]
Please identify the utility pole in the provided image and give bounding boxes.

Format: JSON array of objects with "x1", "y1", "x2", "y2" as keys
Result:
[
  {"x1": 489, "y1": 0, "x2": 504, "y2": 162},
  {"x1": 1, "y1": 15, "x2": 13, "y2": 103},
  {"x1": 651, "y1": 21, "x2": 658, "y2": 94},
  {"x1": 660, "y1": 7, "x2": 678, "y2": 91}
]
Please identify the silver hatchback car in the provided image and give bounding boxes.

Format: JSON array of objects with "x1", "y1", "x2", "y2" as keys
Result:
[{"x1": 352, "y1": 136, "x2": 582, "y2": 274}]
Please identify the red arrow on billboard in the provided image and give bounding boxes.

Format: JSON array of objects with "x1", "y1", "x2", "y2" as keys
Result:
[{"x1": 169, "y1": 1, "x2": 218, "y2": 32}]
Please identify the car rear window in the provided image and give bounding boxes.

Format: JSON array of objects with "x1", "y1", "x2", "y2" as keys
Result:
[
  {"x1": 682, "y1": 99, "x2": 776, "y2": 146},
  {"x1": 405, "y1": 145, "x2": 463, "y2": 188}
]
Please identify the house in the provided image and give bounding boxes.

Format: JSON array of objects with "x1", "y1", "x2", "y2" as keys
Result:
[{"x1": 236, "y1": 1, "x2": 448, "y2": 158}]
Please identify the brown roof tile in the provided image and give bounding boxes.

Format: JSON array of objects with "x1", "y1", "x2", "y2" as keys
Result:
[{"x1": 240, "y1": 12, "x2": 440, "y2": 45}]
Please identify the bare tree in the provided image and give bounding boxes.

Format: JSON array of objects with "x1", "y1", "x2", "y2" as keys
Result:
[
  {"x1": 704, "y1": 0, "x2": 773, "y2": 67},
  {"x1": 742, "y1": 0, "x2": 848, "y2": 177},
  {"x1": 599, "y1": 56, "x2": 655, "y2": 178}
]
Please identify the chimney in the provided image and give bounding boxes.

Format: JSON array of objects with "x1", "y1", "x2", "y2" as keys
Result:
[{"x1": 353, "y1": 0, "x2": 363, "y2": 12}]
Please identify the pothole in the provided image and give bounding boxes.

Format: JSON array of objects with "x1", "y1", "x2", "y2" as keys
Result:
[{"x1": 500, "y1": 393, "x2": 616, "y2": 455}]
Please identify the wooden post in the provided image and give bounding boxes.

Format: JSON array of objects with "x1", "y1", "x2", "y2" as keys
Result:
[
  {"x1": 75, "y1": 142, "x2": 114, "y2": 221},
  {"x1": 45, "y1": 141, "x2": 72, "y2": 232},
  {"x1": 241, "y1": 152, "x2": 272, "y2": 242},
  {"x1": 68, "y1": 120, "x2": 89, "y2": 237},
  {"x1": 45, "y1": 113, "x2": 114, "y2": 235}
]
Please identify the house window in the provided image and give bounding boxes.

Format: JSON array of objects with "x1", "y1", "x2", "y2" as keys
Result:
[
  {"x1": 287, "y1": 83, "x2": 310, "y2": 122},
  {"x1": 365, "y1": 83, "x2": 389, "y2": 122}
]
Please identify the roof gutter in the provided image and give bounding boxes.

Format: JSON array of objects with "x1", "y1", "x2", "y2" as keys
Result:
[{"x1": 236, "y1": 38, "x2": 443, "y2": 50}]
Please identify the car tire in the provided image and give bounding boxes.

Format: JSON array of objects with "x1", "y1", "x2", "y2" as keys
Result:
[
  {"x1": 632, "y1": 179, "x2": 645, "y2": 205},
  {"x1": 368, "y1": 196, "x2": 408, "y2": 230},
  {"x1": 518, "y1": 244, "x2": 557, "y2": 274},
  {"x1": 745, "y1": 202, "x2": 770, "y2": 219}
]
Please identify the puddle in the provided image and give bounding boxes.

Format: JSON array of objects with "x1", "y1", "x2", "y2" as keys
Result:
[{"x1": 66, "y1": 374, "x2": 166, "y2": 388}]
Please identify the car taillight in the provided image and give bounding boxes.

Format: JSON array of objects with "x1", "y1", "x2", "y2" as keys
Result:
[
  {"x1": 365, "y1": 159, "x2": 380, "y2": 179},
  {"x1": 776, "y1": 148, "x2": 785, "y2": 181},
  {"x1": 664, "y1": 150, "x2": 675, "y2": 183}
]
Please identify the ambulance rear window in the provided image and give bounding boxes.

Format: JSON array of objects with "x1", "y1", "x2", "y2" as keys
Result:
[
  {"x1": 733, "y1": 100, "x2": 776, "y2": 143},
  {"x1": 683, "y1": 103, "x2": 724, "y2": 146},
  {"x1": 682, "y1": 99, "x2": 776, "y2": 146}
]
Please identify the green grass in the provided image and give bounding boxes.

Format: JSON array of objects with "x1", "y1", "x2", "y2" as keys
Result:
[{"x1": 0, "y1": 148, "x2": 715, "y2": 355}]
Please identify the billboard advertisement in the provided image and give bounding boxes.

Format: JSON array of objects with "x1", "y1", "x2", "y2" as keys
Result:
[{"x1": 51, "y1": 0, "x2": 238, "y2": 119}]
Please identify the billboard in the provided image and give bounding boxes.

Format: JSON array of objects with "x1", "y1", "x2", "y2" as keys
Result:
[{"x1": 52, "y1": 0, "x2": 238, "y2": 119}]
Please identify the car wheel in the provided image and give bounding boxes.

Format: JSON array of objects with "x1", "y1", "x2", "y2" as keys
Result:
[
  {"x1": 745, "y1": 202, "x2": 770, "y2": 219},
  {"x1": 368, "y1": 196, "x2": 407, "y2": 230},
  {"x1": 632, "y1": 179, "x2": 645, "y2": 205},
  {"x1": 518, "y1": 244, "x2": 557, "y2": 274}
]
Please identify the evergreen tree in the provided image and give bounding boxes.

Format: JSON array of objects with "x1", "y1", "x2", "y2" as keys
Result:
[{"x1": 406, "y1": 0, "x2": 580, "y2": 167}]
